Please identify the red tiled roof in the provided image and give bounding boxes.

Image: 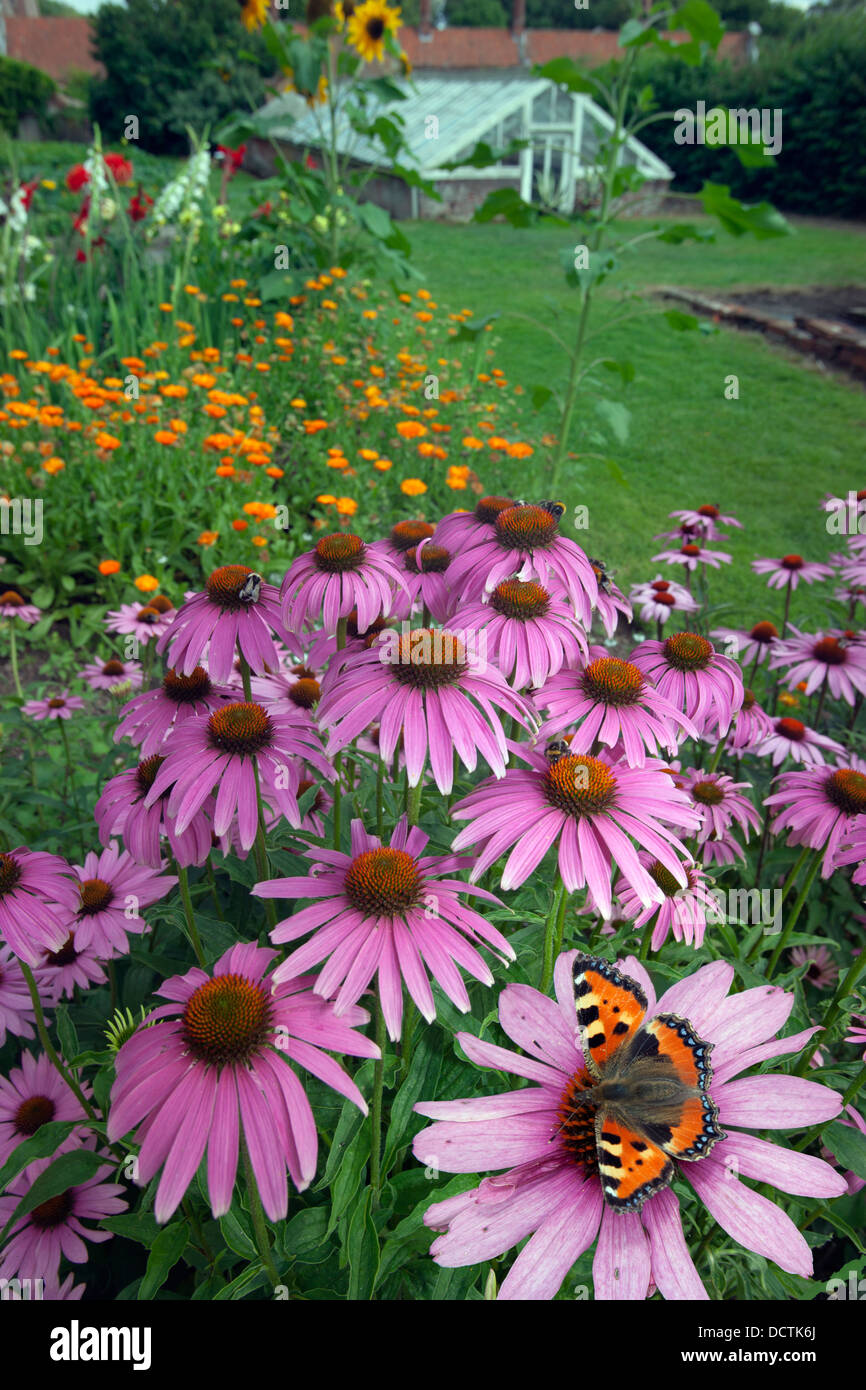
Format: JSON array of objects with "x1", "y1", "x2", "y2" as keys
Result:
[
  {"x1": 402, "y1": 27, "x2": 748, "y2": 69},
  {"x1": 5, "y1": 17, "x2": 104, "y2": 83}
]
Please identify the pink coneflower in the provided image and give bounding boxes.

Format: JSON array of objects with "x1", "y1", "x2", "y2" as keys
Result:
[
  {"x1": 629, "y1": 633, "x2": 743, "y2": 737},
  {"x1": 0, "y1": 1051, "x2": 91, "y2": 1166},
  {"x1": 38, "y1": 930, "x2": 106, "y2": 999},
  {"x1": 381, "y1": 518, "x2": 436, "y2": 560},
  {"x1": 724, "y1": 688, "x2": 775, "y2": 753},
  {"x1": 652, "y1": 543, "x2": 731, "y2": 572},
  {"x1": 107, "y1": 942, "x2": 378, "y2": 1222},
  {"x1": 282, "y1": 533, "x2": 407, "y2": 637},
  {"x1": 835, "y1": 581, "x2": 866, "y2": 612},
  {"x1": 105, "y1": 600, "x2": 174, "y2": 644},
  {"x1": 412, "y1": 951, "x2": 844, "y2": 1299},
  {"x1": 699, "y1": 828, "x2": 749, "y2": 868},
  {"x1": 668, "y1": 504, "x2": 742, "y2": 535},
  {"x1": 114, "y1": 666, "x2": 234, "y2": 758},
  {"x1": 253, "y1": 817, "x2": 514, "y2": 1041},
  {"x1": 676, "y1": 768, "x2": 761, "y2": 846},
  {"x1": 157, "y1": 565, "x2": 288, "y2": 682},
  {"x1": 444, "y1": 504, "x2": 598, "y2": 627},
  {"x1": 306, "y1": 609, "x2": 395, "y2": 674},
  {"x1": 589, "y1": 563, "x2": 632, "y2": 639},
  {"x1": 387, "y1": 540, "x2": 454, "y2": 624},
  {"x1": 0, "y1": 590, "x2": 41, "y2": 624},
  {"x1": 535, "y1": 647, "x2": 698, "y2": 766},
  {"x1": 21, "y1": 691, "x2": 85, "y2": 721},
  {"x1": 432, "y1": 496, "x2": 516, "y2": 552},
  {"x1": 95, "y1": 755, "x2": 214, "y2": 869},
  {"x1": 317, "y1": 628, "x2": 533, "y2": 794},
  {"x1": 76, "y1": 657, "x2": 143, "y2": 691},
  {"x1": 630, "y1": 576, "x2": 699, "y2": 628},
  {"x1": 0, "y1": 944, "x2": 42, "y2": 1044},
  {"x1": 768, "y1": 628, "x2": 866, "y2": 705},
  {"x1": 844, "y1": 1016, "x2": 866, "y2": 1057},
  {"x1": 790, "y1": 944, "x2": 838, "y2": 990},
  {"x1": 451, "y1": 747, "x2": 700, "y2": 916},
  {"x1": 710, "y1": 620, "x2": 780, "y2": 667},
  {"x1": 250, "y1": 666, "x2": 323, "y2": 715},
  {"x1": 758, "y1": 717, "x2": 844, "y2": 767},
  {"x1": 764, "y1": 758, "x2": 866, "y2": 876},
  {"x1": 825, "y1": 1104, "x2": 866, "y2": 1196},
  {"x1": 146, "y1": 701, "x2": 332, "y2": 850},
  {"x1": 458, "y1": 580, "x2": 588, "y2": 691},
  {"x1": 752, "y1": 555, "x2": 834, "y2": 590},
  {"x1": 615, "y1": 856, "x2": 720, "y2": 950},
  {"x1": 0, "y1": 1154, "x2": 125, "y2": 1284},
  {"x1": 43, "y1": 1274, "x2": 86, "y2": 1300},
  {"x1": 71, "y1": 843, "x2": 176, "y2": 956},
  {"x1": 0, "y1": 848, "x2": 77, "y2": 966}
]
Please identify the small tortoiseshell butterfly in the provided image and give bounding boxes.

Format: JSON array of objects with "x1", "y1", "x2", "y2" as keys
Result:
[{"x1": 569, "y1": 954, "x2": 725, "y2": 1214}]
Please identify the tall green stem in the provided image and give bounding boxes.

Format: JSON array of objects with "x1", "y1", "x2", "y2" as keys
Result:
[
  {"x1": 793, "y1": 948, "x2": 866, "y2": 1077},
  {"x1": 177, "y1": 865, "x2": 207, "y2": 968},
  {"x1": 240, "y1": 1132, "x2": 280, "y2": 1287},
  {"x1": 541, "y1": 879, "x2": 568, "y2": 992},
  {"x1": 369, "y1": 998, "x2": 387, "y2": 1198},
  {"x1": 332, "y1": 617, "x2": 348, "y2": 850},
  {"x1": 765, "y1": 847, "x2": 824, "y2": 978},
  {"x1": 20, "y1": 961, "x2": 97, "y2": 1119}
]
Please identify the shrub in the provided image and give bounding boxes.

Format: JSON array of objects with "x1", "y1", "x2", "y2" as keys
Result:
[{"x1": 0, "y1": 56, "x2": 56, "y2": 135}]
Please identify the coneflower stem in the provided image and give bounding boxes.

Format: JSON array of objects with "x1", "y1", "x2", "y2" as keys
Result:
[
  {"x1": 794, "y1": 950, "x2": 866, "y2": 1077},
  {"x1": 406, "y1": 776, "x2": 422, "y2": 828},
  {"x1": 236, "y1": 648, "x2": 277, "y2": 922},
  {"x1": 370, "y1": 998, "x2": 387, "y2": 1198},
  {"x1": 375, "y1": 757, "x2": 384, "y2": 839},
  {"x1": 58, "y1": 718, "x2": 86, "y2": 856},
  {"x1": 638, "y1": 914, "x2": 657, "y2": 961},
  {"x1": 332, "y1": 617, "x2": 348, "y2": 850},
  {"x1": 766, "y1": 847, "x2": 824, "y2": 978},
  {"x1": 8, "y1": 623, "x2": 23, "y2": 700},
  {"x1": 240, "y1": 1132, "x2": 281, "y2": 1287},
  {"x1": 177, "y1": 865, "x2": 207, "y2": 967},
  {"x1": 20, "y1": 961, "x2": 97, "y2": 1120},
  {"x1": 205, "y1": 855, "x2": 225, "y2": 920},
  {"x1": 704, "y1": 729, "x2": 728, "y2": 778},
  {"x1": 814, "y1": 674, "x2": 829, "y2": 727},
  {"x1": 541, "y1": 879, "x2": 568, "y2": 992}
]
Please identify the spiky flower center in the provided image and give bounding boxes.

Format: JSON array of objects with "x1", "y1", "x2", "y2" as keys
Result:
[
  {"x1": 691, "y1": 780, "x2": 725, "y2": 806},
  {"x1": 743, "y1": 688, "x2": 757, "y2": 710},
  {"x1": 781, "y1": 554, "x2": 804, "y2": 569},
  {"x1": 663, "y1": 632, "x2": 713, "y2": 672},
  {"x1": 15, "y1": 1094, "x2": 56, "y2": 1136},
  {"x1": 346, "y1": 609, "x2": 389, "y2": 642},
  {"x1": 750, "y1": 621, "x2": 778, "y2": 643},
  {"x1": 207, "y1": 702, "x2": 273, "y2": 755},
  {"x1": 344, "y1": 848, "x2": 424, "y2": 916},
  {"x1": 0, "y1": 590, "x2": 25, "y2": 606},
  {"x1": 79, "y1": 878, "x2": 113, "y2": 915},
  {"x1": 697, "y1": 505, "x2": 720, "y2": 519},
  {"x1": 490, "y1": 579, "x2": 550, "y2": 620},
  {"x1": 557, "y1": 1068, "x2": 600, "y2": 1177},
  {"x1": 776, "y1": 717, "x2": 806, "y2": 742},
  {"x1": 494, "y1": 505, "x2": 557, "y2": 551},
  {"x1": 391, "y1": 520, "x2": 435, "y2": 552},
  {"x1": 163, "y1": 666, "x2": 212, "y2": 703},
  {"x1": 654, "y1": 591, "x2": 676, "y2": 607},
  {"x1": 181, "y1": 973, "x2": 272, "y2": 1066},
  {"x1": 405, "y1": 544, "x2": 450, "y2": 574},
  {"x1": 390, "y1": 629, "x2": 468, "y2": 688},
  {"x1": 0, "y1": 853, "x2": 23, "y2": 896},
  {"x1": 651, "y1": 580, "x2": 670, "y2": 592},
  {"x1": 136, "y1": 753, "x2": 165, "y2": 793},
  {"x1": 289, "y1": 677, "x2": 321, "y2": 708},
  {"x1": 315, "y1": 533, "x2": 365, "y2": 573},
  {"x1": 581, "y1": 657, "x2": 644, "y2": 707},
  {"x1": 681, "y1": 543, "x2": 701, "y2": 557},
  {"x1": 648, "y1": 859, "x2": 685, "y2": 897},
  {"x1": 365, "y1": 14, "x2": 385, "y2": 38},
  {"x1": 48, "y1": 698, "x2": 67, "y2": 709},
  {"x1": 44, "y1": 932, "x2": 77, "y2": 966},
  {"x1": 812, "y1": 637, "x2": 847, "y2": 666},
  {"x1": 101, "y1": 659, "x2": 126, "y2": 676},
  {"x1": 30, "y1": 1190, "x2": 74, "y2": 1229},
  {"x1": 475, "y1": 495, "x2": 515, "y2": 525},
  {"x1": 205, "y1": 564, "x2": 258, "y2": 611},
  {"x1": 825, "y1": 769, "x2": 866, "y2": 815},
  {"x1": 544, "y1": 754, "x2": 617, "y2": 817}
]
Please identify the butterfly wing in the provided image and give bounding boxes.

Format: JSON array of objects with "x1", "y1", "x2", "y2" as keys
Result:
[
  {"x1": 640, "y1": 1014, "x2": 726, "y2": 1161},
  {"x1": 594, "y1": 1113, "x2": 674, "y2": 1213},
  {"x1": 572, "y1": 955, "x2": 647, "y2": 1081}
]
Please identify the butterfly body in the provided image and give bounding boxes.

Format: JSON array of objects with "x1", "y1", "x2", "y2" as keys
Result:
[{"x1": 569, "y1": 955, "x2": 724, "y2": 1213}]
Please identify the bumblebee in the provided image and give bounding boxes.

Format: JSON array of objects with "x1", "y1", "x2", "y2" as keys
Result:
[
  {"x1": 238, "y1": 572, "x2": 263, "y2": 604},
  {"x1": 545, "y1": 738, "x2": 572, "y2": 764},
  {"x1": 516, "y1": 499, "x2": 567, "y2": 522},
  {"x1": 589, "y1": 557, "x2": 615, "y2": 596}
]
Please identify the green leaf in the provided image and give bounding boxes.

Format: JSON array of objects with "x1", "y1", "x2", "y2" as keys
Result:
[
  {"x1": 671, "y1": 0, "x2": 725, "y2": 49},
  {"x1": 438, "y1": 138, "x2": 528, "y2": 172},
  {"x1": 220, "y1": 1208, "x2": 258, "y2": 1260},
  {"x1": 473, "y1": 188, "x2": 536, "y2": 228},
  {"x1": 0, "y1": 1121, "x2": 84, "y2": 1192},
  {"x1": 358, "y1": 201, "x2": 393, "y2": 242},
  {"x1": 283, "y1": 1205, "x2": 329, "y2": 1259},
  {"x1": 824, "y1": 1121, "x2": 866, "y2": 1181},
  {"x1": 101, "y1": 1211, "x2": 162, "y2": 1247},
  {"x1": 326, "y1": 1119, "x2": 371, "y2": 1236},
  {"x1": 600, "y1": 358, "x2": 636, "y2": 385},
  {"x1": 453, "y1": 313, "x2": 499, "y2": 342},
  {"x1": 138, "y1": 1221, "x2": 189, "y2": 1299},
  {"x1": 346, "y1": 1189, "x2": 380, "y2": 1300},
  {"x1": 663, "y1": 309, "x2": 700, "y2": 331},
  {"x1": 595, "y1": 399, "x2": 631, "y2": 444},
  {"x1": 382, "y1": 1031, "x2": 443, "y2": 1173},
  {"x1": 214, "y1": 1260, "x2": 269, "y2": 1300},
  {"x1": 0, "y1": 1149, "x2": 108, "y2": 1243},
  {"x1": 531, "y1": 385, "x2": 553, "y2": 410},
  {"x1": 698, "y1": 183, "x2": 792, "y2": 239}
]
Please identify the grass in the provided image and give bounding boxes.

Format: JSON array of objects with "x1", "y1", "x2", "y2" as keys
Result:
[{"x1": 403, "y1": 215, "x2": 866, "y2": 629}]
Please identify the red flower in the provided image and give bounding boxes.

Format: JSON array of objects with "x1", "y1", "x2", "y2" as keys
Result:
[
  {"x1": 252, "y1": 199, "x2": 273, "y2": 218},
  {"x1": 305, "y1": 153, "x2": 316, "y2": 170},
  {"x1": 128, "y1": 190, "x2": 153, "y2": 222},
  {"x1": 72, "y1": 197, "x2": 91, "y2": 234},
  {"x1": 66, "y1": 164, "x2": 90, "y2": 193},
  {"x1": 20, "y1": 179, "x2": 39, "y2": 210},
  {"x1": 216, "y1": 144, "x2": 246, "y2": 174},
  {"x1": 104, "y1": 152, "x2": 134, "y2": 185}
]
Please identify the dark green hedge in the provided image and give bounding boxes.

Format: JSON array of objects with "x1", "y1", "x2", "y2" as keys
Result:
[
  {"x1": 0, "y1": 57, "x2": 56, "y2": 135},
  {"x1": 630, "y1": 13, "x2": 866, "y2": 217}
]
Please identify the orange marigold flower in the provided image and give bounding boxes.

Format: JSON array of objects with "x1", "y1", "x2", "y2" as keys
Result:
[
  {"x1": 134, "y1": 574, "x2": 159, "y2": 592},
  {"x1": 316, "y1": 494, "x2": 337, "y2": 506},
  {"x1": 43, "y1": 456, "x2": 65, "y2": 474},
  {"x1": 154, "y1": 430, "x2": 178, "y2": 445},
  {"x1": 358, "y1": 448, "x2": 379, "y2": 461},
  {"x1": 335, "y1": 497, "x2": 358, "y2": 516},
  {"x1": 197, "y1": 531, "x2": 219, "y2": 546},
  {"x1": 95, "y1": 432, "x2": 121, "y2": 450},
  {"x1": 232, "y1": 519, "x2": 248, "y2": 531},
  {"x1": 397, "y1": 421, "x2": 427, "y2": 440},
  {"x1": 400, "y1": 478, "x2": 427, "y2": 497},
  {"x1": 304, "y1": 420, "x2": 329, "y2": 434},
  {"x1": 98, "y1": 559, "x2": 121, "y2": 576}
]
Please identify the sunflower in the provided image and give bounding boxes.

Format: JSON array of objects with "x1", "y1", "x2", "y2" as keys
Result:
[
  {"x1": 239, "y1": 0, "x2": 269, "y2": 31},
  {"x1": 346, "y1": 0, "x2": 400, "y2": 61}
]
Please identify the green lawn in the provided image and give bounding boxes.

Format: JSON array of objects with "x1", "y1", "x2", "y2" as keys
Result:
[{"x1": 404, "y1": 216, "x2": 866, "y2": 630}]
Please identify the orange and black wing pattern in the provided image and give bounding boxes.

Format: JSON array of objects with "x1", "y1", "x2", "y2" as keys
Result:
[
  {"x1": 595, "y1": 1115, "x2": 674, "y2": 1212},
  {"x1": 643, "y1": 1014, "x2": 725, "y2": 1161},
  {"x1": 572, "y1": 955, "x2": 647, "y2": 1079}
]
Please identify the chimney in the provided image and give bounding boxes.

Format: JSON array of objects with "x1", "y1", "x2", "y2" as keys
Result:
[
  {"x1": 511, "y1": 0, "x2": 526, "y2": 34},
  {"x1": 419, "y1": 0, "x2": 433, "y2": 39}
]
